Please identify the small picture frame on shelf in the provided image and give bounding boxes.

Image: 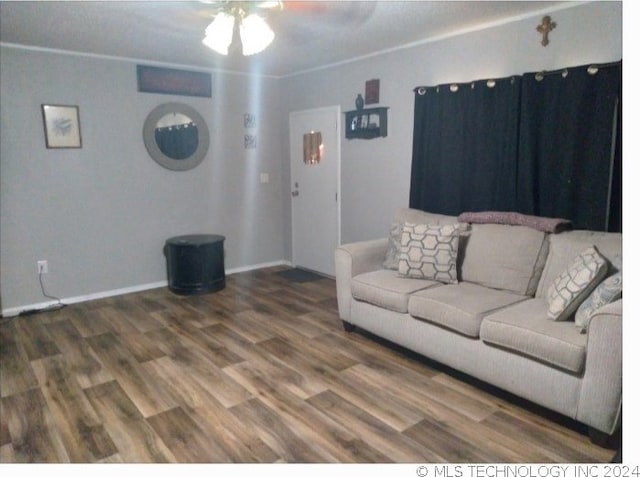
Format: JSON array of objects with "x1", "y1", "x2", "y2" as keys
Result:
[
  {"x1": 41, "y1": 104, "x2": 82, "y2": 148},
  {"x1": 365, "y1": 79, "x2": 380, "y2": 105}
]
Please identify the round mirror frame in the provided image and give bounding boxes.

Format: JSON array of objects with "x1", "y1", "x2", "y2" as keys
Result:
[{"x1": 143, "y1": 102, "x2": 210, "y2": 171}]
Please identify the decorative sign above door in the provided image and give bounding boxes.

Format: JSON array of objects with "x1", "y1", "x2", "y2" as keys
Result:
[{"x1": 137, "y1": 65, "x2": 212, "y2": 98}]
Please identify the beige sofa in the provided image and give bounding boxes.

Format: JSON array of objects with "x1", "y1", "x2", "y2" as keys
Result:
[{"x1": 335, "y1": 208, "x2": 622, "y2": 438}]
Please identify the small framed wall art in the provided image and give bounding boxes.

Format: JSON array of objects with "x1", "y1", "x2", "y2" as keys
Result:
[
  {"x1": 244, "y1": 134, "x2": 257, "y2": 149},
  {"x1": 244, "y1": 113, "x2": 257, "y2": 128},
  {"x1": 365, "y1": 79, "x2": 380, "y2": 105},
  {"x1": 41, "y1": 104, "x2": 82, "y2": 148}
]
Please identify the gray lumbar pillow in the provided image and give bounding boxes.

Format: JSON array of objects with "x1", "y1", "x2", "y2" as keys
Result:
[
  {"x1": 382, "y1": 222, "x2": 403, "y2": 270},
  {"x1": 575, "y1": 272, "x2": 622, "y2": 332}
]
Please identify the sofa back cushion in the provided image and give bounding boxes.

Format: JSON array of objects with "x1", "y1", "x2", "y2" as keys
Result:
[
  {"x1": 459, "y1": 223, "x2": 548, "y2": 296},
  {"x1": 535, "y1": 230, "x2": 622, "y2": 299},
  {"x1": 392, "y1": 208, "x2": 459, "y2": 226}
]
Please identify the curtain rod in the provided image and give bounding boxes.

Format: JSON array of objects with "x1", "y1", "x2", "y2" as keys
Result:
[
  {"x1": 413, "y1": 60, "x2": 621, "y2": 93},
  {"x1": 540, "y1": 60, "x2": 621, "y2": 76},
  {"x1": 533, "y1": 60, "x2": 621, "y2": 81},
  {"x1": 413, "y1": 76, "x2": 516, "y2": 93}
]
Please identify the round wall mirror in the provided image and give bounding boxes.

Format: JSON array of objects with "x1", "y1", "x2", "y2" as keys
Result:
[{"x1": 143, "y1": 102, "x2": 210, "y2": 171}]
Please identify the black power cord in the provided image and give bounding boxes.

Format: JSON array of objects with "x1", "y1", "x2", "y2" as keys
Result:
[
  {"x1": 1, "y1": 271, "x2": 67, "y2": 325},
  {"x1": 17, "y1": 270, "x2": 67, "y2": 317},
  {"x1": 38, "y1": 271, "x2": 65, "y2": 306}
]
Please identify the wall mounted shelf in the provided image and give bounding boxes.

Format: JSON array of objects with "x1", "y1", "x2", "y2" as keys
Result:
[{"x1": 344, "y1": 107, "x2": 389, "y2": 139}]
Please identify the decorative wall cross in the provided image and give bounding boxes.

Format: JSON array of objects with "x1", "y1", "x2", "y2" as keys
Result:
[{"x1": 536, "y1": 15, "x2": 556, "y2": 47}]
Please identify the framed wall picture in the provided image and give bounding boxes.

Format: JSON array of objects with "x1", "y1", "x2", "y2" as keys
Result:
[
  {"x1": 41, "y1": 104, "x2": 82, "y2": 148},
  {"x1": 365, "y1": 79, "x2": 380, "y2": 104}
]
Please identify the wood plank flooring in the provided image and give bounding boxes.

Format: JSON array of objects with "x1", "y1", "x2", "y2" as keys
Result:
[{"x1": 0, "y1": 266, "x2": 616, "y2": 463}]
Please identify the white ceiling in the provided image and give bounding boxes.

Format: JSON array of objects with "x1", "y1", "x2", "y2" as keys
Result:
[{"x1": 0, "y1": 1, "x2": 575, "y2": 77}]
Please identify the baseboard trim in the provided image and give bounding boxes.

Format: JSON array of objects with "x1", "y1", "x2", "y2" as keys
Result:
[
  {"x1": 1, "y1": 260, "x2": 292, "y2": 318},
  {"x1": 227, "y1": 260, "x2": 291, "y2": 275}
]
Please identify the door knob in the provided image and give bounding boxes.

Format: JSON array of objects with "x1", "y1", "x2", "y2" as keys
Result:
[{"x1": 292, "y1": 190, "x2": 299, "y2": 197}]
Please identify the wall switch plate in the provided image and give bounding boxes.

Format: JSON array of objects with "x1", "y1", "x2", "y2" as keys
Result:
[
  {"x1": 260, "y1": 173, "x2": 269, "y2": 184},
  {"x1": 37, "y1": 260, "x2": 48, "y2": 274}
]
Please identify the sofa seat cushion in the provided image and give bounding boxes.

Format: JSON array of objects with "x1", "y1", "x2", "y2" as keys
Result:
[
  {"x1": 480, "y1": 299, "x2": 587, "y2": 374},
  {"x1": 407, "y1": 282, "x2": 528, "y2": 338},
  {"x1": 352, "y1": 269, "x2": 441, "y2": 313}
]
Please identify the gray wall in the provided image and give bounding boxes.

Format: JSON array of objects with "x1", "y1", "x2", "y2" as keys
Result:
[
  {"x1": 0, "y1": 48, "x2": 286, "y2": 312},
  {"x1": 0, "y1": 1, "x2": 622, "y2": 313},
  {"x1": 281, "y1": 1, "x2": 622, "y2": 248}
]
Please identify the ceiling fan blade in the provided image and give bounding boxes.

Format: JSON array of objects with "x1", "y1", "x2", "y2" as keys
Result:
[
  {"x1": 195, "y1": 0, "x2": 285, "y2": 21},
  {"x1": 256, "y1": 1, "x2": 283, "y2": 9},
  {"x1": 281, "y1": 1, "x2": 330, "y2": 14},
  {"x1": 198, "y1": 1, "x2": 283, "y2": 11}
]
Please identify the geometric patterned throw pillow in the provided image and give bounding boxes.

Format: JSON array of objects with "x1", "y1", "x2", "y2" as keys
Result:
[
  {"x1": 574, "y1": 272, "x2": 622, "y2": 332},
  {"x1": 398, "y1": 222, "x2": 460, "y2": 283},
  {"x1": 546, "y1": 246, "x2": 608, "y2": 321}
]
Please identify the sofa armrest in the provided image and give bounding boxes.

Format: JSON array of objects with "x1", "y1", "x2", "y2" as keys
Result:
[
  {"x1": 334, "y1": 238, "x2": 388, "y2": 321},
  {"x1": 576, "y1": 299, "x2": 622, "y2": 434}
]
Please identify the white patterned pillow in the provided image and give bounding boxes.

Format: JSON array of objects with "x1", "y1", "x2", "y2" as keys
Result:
[
  {"x1": 397, "y1": 223, "x2": 460, "y2": 283},
  {"x1": 575, "y1": 272, "x2": 622, "y2": 332},
  {"x1": 546, "y1": 246, "x2": 608, "y2": 321}
]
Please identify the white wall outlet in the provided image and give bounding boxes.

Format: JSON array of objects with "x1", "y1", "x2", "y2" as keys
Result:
[
  {"x1": 37, "y1": 260, "x2": 48, "y2": 274},
  {"x1": 260, "y1": 173, "x2": 269, "y2": 184}
]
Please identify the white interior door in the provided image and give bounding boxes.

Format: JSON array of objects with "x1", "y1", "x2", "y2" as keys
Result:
[{"x1": 289, "y1": 106, "x2": 340, "y2": 277}]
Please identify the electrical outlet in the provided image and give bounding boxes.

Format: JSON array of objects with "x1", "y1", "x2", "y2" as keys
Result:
[{"x1": 37, "y1": 260, "x2": 48, "y2": 274}]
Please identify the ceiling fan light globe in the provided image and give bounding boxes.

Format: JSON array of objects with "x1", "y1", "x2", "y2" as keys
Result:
[
  {"x1": 202, "y1": 12, "x2": 234, "y2": 55},
  {"x1": 239, "y1": 14, "x2": 274, "y2": 55}
]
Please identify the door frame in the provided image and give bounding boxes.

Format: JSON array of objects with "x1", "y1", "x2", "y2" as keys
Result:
[{"x1": 289, "y1": 105, "x2": 341, "y2": 275}]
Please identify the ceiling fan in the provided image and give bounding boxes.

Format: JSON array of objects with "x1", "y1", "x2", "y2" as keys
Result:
[
  {"x1": 198, "y1": 1, "x2": 329, "y2": 55},
  {"x1": 198, "y1": 1, "x2": 279, "y2": 55},
  {"x1": 198, "y1": 1, "x2": 326, "y2": 15}
]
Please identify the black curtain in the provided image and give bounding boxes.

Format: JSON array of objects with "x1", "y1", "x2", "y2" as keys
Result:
[
  {"x1": 608, "y1": 88, "x2": 622, "y2": 232},
  {"x1": 409, "y1": 61, "x2": 622, "y2": 231},
  {"x1": 517, "y1": 62, "x2": 621, "y2": 231},
  {"x1": 410, "y1": 77, "x2": 521, "y2": 215}
]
